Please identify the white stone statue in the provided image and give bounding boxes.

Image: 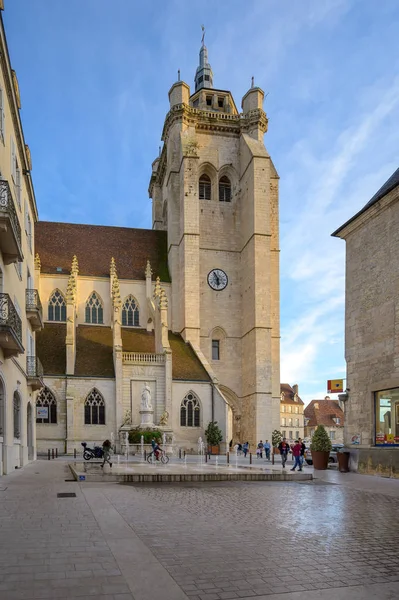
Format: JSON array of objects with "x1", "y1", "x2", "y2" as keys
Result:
[{"x1": 141, "y1": 382, "x2": 152, "y2": 411}]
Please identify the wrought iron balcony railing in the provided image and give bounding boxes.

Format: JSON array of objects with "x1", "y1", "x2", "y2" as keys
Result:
[
  {"x1": 0, "y1": 292, "x2": 23, "y2": 346},
  {"x1": 26, "y1": 355, "x2": 44, "y2": 379},
  {"x1": 26, "y1": 289, "x2": 43, "y2": 313},
  {"x1": 0, "y1": 179, "x2": 22, "y2": 248}
]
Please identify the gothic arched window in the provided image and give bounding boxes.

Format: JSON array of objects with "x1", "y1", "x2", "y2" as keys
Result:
[
  {"x1": 219, "y1": 176, "x2": 231, "y2": 202},
  {"x1": 180, "y1": 392, "x2": 200, "y2": 427},
  {"x1": 199, "y1": 174, "x2": 211, "y2": 200},
  {"x1": 48, "y1": 289, "x2": 66, "y2": 322},
  {"x1": 85, "y1": 292, "x2": 104, "y2": 324},
  {"x1": 36, "y1": 387, "x2": 57, "y2": 424},
  {"x1": 84, "y1": 389, "x2": 105, "y2": 425},
  {"x1": 122, "y1": 295, "x2": 139, "y2": 327}
]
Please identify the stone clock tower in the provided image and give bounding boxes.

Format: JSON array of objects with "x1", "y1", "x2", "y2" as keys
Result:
[{"x1": 149, "y1": 39, "x2": 280, "y2": 445}]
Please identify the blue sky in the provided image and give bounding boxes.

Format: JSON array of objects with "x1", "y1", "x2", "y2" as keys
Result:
[{"x1": 4, "y1": 0, "x2": 399, "y2": 404}]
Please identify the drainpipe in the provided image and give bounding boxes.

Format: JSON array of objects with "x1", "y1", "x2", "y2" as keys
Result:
[{"x1": 211, "y1": 382, "x2": 215, "y2": 422}]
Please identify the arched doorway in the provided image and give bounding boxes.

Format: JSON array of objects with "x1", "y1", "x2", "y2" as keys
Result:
[
  {"x1": 217, "y1": 385, "x2": 242, "y2": 444},
  {"x1": 27, "y1": 402, "x2": 34, "y2": 460}
]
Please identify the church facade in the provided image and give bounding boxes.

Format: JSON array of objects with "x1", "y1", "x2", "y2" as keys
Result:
[{"x1": 35, "y1": 42, "x2": 281, "y2": 454}]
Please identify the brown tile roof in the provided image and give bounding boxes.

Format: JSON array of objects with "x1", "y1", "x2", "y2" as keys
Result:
[
  {"x1": 36, "y1": 323, "x2": 66, "y2": 375},
  {"x1": 280, "y1": 383, "x2": 304, "y2": 405},
  {"x1": 304, "y1": 398, "x2": 344, "y2": 428},
  {"x1": 35, "y1": 221, "x2": 170, "y2": 282},
  {"x1": 122, "y1": 328, "x2": 210, "y2": 381},
  {"x1": 75, "y1": 325, "x2": 114, "y2": 378},
  {"x1": 38, "y1": 325, "x2": 210, "y2": 381}
]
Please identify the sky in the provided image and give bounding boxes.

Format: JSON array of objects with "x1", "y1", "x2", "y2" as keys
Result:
[{"x1": 4, "y1": 0, "x2": 399, "y2": 405}]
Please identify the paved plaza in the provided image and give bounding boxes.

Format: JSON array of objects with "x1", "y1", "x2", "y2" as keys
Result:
[{"x1": 0, "y1": 461, "x2": 399, "y2": 600}]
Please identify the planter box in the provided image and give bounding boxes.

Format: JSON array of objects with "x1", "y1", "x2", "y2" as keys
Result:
[
  {"x1": 312, "y1": 450, "x2": 329, "y2": 470},
  {"x1": 207, "y1": 445, "x2": 220, "y2": 455}
]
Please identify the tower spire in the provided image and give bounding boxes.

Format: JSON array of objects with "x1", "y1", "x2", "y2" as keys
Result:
[{"x1": 194, "y1": 25, "x2": 213, "y2": 92}]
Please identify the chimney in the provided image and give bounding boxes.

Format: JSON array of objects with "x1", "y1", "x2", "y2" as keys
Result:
[{"x1": 293, "y1": 384, "x2": 298, "y2": 396}]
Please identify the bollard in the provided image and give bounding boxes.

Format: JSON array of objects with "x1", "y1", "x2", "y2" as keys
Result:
[
  {"x1": 48, "y1": 448, "x2": 50, "y2": 461},
  {"x1": 74, "y1": 448, "x2": 77, "y2": 459},
  {"x1": 272, "y1": 451, "x2": 275, "y2": 465},
  {"x1": 179, "y1": 448, "x2": 182, "y2": 459},
  {"x1": 250, "y1": 453, "x2": 252, "y2": 464},
  {"x1": 55, "y1": 448, "x2": 58, "y2": 458},
  {"x1": 184, "y1": 450, "x2": 186, "y2": 458},
  {"x1": 144, "y1": 450, "x2": 147, "y2": 460},
  {"x1": 205, "y1": 453, "x2": 208, "y2": 463},
  {"x1": 51, "y1": 448, "x2": 55, "y2": 460},
  {"x1": 227, "y1": 452, "x2": 229, "y2": 465}
]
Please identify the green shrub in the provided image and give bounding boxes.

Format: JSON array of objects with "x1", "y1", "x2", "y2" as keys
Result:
[
  {"x1": 272, "y1": 430, "x2": 282, "y2": 448},
  {"x1": 128, "y1": 429, "x2": 162, "y2": 444},
  {"x1": 310, "y1": 424, "x2": 332, "y2": 452},
  {"x1": 205, "y1": 421, "x2": 223, "y2": 446}
]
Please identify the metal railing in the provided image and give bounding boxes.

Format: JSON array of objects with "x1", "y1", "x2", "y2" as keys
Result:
[
  {"x1": 0, "y1": 179, "x2": 22, "y2": 248},
  {"x1": 122, "y1": 352, "x2": 165, "y2": 364},
  {"x1": 26, "y1": 289, "x2": 43, "y2": 313},
  {"x1": 0, "y1": 293, "x2": 23, "y2": 345},
  {"x1": 26, "y1": 355, "x2": 44, "y2": 378}
]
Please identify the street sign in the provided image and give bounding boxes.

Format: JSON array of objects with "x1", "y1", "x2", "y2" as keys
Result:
[{"x1": 327, "y1": 379, "x2": 344, "y2": 393}]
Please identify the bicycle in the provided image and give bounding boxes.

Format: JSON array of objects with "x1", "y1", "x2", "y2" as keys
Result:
[{"x1": 147, "y1": 450, "x2": 169, "y2": 464}]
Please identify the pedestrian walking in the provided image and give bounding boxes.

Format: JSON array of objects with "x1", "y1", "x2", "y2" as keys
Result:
[
  {"x1": 257, "y1": 440, "x2": 263, "y2": 459},
  {"x1": 101, "y1": 439, "x2": 113, "y2": 468},
  {"x1": 298, "y1": 437, "x2": 306, "y2": 468},
  {"x1": 278, "y1": 437, "x2": 290, "y2": 468},
  {"x1": 263, "y1": 439, "x2": 271, "y2": 460},
  {"x1": 243, "y1": 441, "x2": 249, "y2": 457},
  {"x1": 290, "y1": 440, "x2": 303, "y2": 471}
]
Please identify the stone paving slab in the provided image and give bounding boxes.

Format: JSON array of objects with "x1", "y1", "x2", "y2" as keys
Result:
[
  {"x1": 1, "y1": 460, "x2": 399, "y2": 599},
  {"x1": 69, "y1": 462, "x2": 313, "y2": 483}
]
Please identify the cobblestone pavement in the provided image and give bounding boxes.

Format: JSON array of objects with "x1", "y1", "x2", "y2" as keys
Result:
[{"x1": 1, "y1": 462, "x2": 399, "y2": 599}]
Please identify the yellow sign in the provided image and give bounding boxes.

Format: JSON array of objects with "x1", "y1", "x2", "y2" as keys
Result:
[{"x1": 327, "y1": 379, "x2": 344, "y2": 393}]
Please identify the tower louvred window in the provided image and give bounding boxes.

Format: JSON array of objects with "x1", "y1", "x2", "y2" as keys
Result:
[
  {"x1": 199, "y1": 174, "x2": 211, "y2": 200},
  {"x1": 219, "y1": 176, "x2": 231, "y2": 202}
]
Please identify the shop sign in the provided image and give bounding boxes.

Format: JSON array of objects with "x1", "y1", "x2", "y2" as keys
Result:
[{"x1": 376, "y1": 434, "x2": 385, "y2": 444}]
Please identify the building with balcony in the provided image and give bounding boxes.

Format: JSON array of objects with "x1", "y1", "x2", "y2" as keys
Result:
[
  {"x1": 280, "y1": 384, "x2": 305, "y2": 442},
  {"x1": 0, "y1": 6, "x2": 43, "y2": 475}
]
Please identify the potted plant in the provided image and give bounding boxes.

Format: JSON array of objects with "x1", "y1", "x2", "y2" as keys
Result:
[
  {"x1": 310, "y1": 424, "x2": 332, "y2": 470},
  {"x1": 272, "y1": 429, "x2": 282, "y2": 454},
  {"x1": 205, "y1": 421, "x2": 223, "y2": 455}
]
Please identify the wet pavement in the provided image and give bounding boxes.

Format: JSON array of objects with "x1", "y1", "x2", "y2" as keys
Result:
[{"x1": 0, "y1": 461, "x2": 398, "y2": 599}]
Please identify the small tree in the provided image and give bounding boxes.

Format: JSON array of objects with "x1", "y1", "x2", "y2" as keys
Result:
[
  {"x1": 310, "y1": 424, "x2": 332, "y2": 452},
  {"x1": 272, "y1": 429, "x2": 282, "y2": 449},
  {"x1": 205, "y1": 421, "x2": 223, "y2": 446}
]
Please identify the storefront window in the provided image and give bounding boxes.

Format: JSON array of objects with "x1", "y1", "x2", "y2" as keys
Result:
[{"x1": 375, "y1": 388, "x2": 399, "y2": 445}]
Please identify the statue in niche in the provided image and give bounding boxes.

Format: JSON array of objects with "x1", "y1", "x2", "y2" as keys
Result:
[
  {"x1": 121, "y1": 409, "x2": 132, "y2": 426},
  {"x1": 141, "y1": 382, "x2": 153, "y2": 411},
  {"x1": 159, "y1": 411, "x2": 169, "y2": 426}
]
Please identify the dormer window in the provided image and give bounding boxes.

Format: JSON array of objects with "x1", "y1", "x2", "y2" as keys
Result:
[{"x1": 334, "y1": 417, "x2": 340, "y2": 425}]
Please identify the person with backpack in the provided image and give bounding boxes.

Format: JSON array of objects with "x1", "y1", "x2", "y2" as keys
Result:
[
  {"x1": 278, "y1": 437, "x2": 290, "y2": 468},
  {"x1": 243, "y1": 441, "x2": 249, "y2": 458}
]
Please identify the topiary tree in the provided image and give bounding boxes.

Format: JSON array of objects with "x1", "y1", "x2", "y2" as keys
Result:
[
  {"x1": 272, "y1": 429, "x2": 282, "y2": 448},
  {"x1": 310, "y1": 424, "x2": 332, "y2": 452},
  {"x1": 205, "y1": 421, "x2": 223, "y2": 446}
]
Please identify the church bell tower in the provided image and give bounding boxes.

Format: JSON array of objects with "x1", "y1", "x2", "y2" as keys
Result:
[{"x1": 149, "y1": 35, "x2": 280, "y2": 446}]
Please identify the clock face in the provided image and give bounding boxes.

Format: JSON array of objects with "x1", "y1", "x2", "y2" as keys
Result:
[{"x1": 207, "y1": 269, "x2": 228, "y2": 291}]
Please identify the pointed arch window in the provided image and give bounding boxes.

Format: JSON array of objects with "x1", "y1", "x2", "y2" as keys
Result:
[
  {"x1": 219, "y1": 176, "x2": 231, "y2": 202},
  {"x1": 180, "y1": 392, "x2": 201, "y2": 427},
  {"x1": 199, "y1": 174, "x2": 211, "y2": 200},
  {"x1": 85, "y1": 292, "x2": 103, "y2": 324},
  {"x1": 84, "y1": 389, "x2": 105, "y2": 425},
  {"x1": 48, "y1": 289, "x2": 66, "y2": 322},
  {"x1": 122, "y1": 295, "x2": 139, "y2": 327},
  {"x1": 36, "y1": 387, "x2": 57, "y2": 424}
]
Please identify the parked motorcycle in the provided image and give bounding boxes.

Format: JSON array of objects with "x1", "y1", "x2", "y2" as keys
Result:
[{"x1": 81, "y1": 442, "x2": 104, "y2": 461}]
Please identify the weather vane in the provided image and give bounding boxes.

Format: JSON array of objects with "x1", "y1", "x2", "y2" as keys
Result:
[{"x1": 201, "y1": 24, "x2": 205, "y2": 45}]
